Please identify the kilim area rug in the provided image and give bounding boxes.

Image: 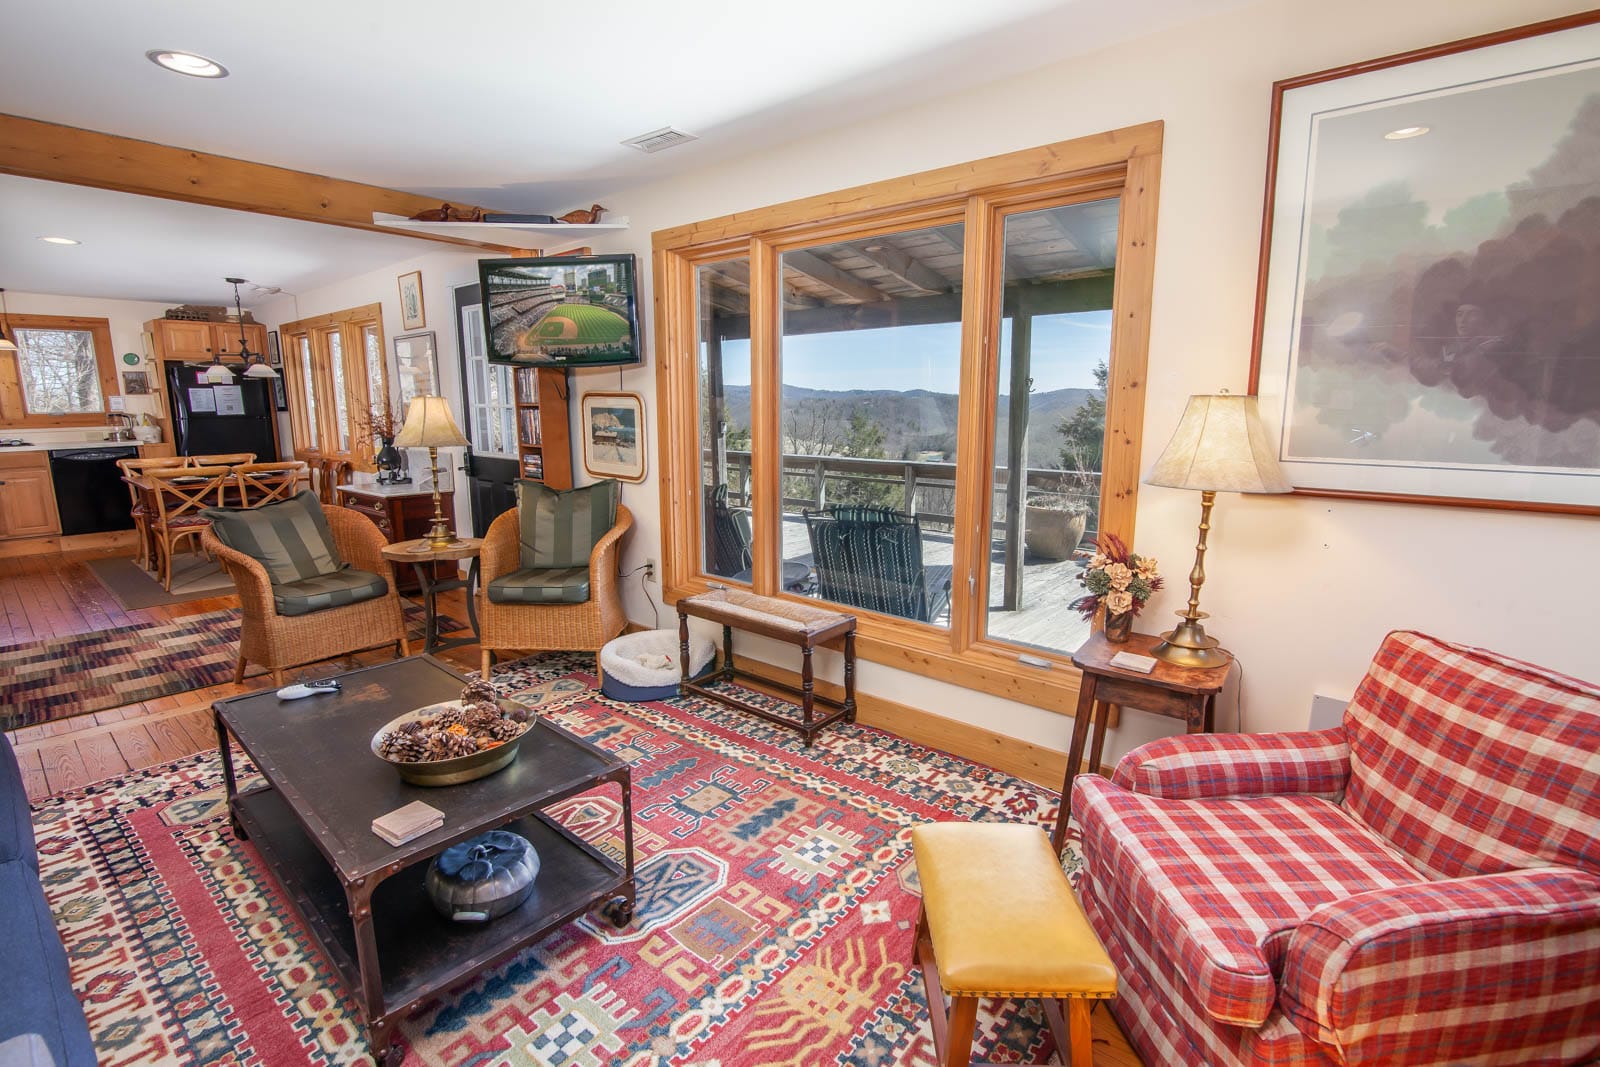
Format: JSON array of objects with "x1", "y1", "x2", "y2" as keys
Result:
[
  {"x1": 32, "y1": 652, "x2": 1089, "y2": 1066},
  {"x1": 0, "y1": 605, "x2": 468, "y2": 730}
]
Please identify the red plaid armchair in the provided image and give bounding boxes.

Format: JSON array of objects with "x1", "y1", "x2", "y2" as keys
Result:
[{"x1": 1073, "y1": 631, "x2": 1600, "y2": 1065}]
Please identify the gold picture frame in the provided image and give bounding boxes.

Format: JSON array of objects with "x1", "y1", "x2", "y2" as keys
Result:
[{"x1": 397, "y1": 270, "x2": 426, "y2": 331}]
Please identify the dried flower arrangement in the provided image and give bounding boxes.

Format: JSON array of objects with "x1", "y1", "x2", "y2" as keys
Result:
[{"x1": 1070, "y1": 533, "x2": 1163, "y2": 620}]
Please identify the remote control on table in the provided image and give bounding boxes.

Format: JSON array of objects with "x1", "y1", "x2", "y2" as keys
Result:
[{"x1": 276, "y1": 678, "x2": 343, "y2": 700}]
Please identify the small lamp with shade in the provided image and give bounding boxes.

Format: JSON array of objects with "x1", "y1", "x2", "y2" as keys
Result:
[{"x1": 393, "y1": 395, "x2": 468, "y2": 549}]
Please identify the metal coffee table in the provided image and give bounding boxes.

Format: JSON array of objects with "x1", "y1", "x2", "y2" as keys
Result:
[{"x1": 213, "y1": 656, "x2": 634, "y2": 1065}]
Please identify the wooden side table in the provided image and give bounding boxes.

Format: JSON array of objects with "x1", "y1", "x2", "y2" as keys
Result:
[
  {"x1": 380, "y1": 537, "x2": 483, "y2": 653},
  {"x1": 1051, "y1": 631, "x2": 1232, "y2": 850}
]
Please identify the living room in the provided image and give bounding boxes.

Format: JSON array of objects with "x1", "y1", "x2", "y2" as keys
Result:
[{"x1": 2, "y1": 1, "x2": 1597, "y2": 1065}]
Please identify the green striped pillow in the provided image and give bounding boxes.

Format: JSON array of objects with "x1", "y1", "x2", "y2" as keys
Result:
[
  {"x1": 203, "y1": 490, "x2": 345, "y2": 585},
  {"x1": 516, "y1": 479, "x2": 620, "y2": 570}
]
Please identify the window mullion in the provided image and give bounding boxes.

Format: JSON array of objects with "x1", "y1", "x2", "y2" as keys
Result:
[
  {"x1": 746, "y1": 238, "x2": 781, "y2": 596},
  {"x1": 949, "y1": 196, "x2": 998, "y2": 654}
]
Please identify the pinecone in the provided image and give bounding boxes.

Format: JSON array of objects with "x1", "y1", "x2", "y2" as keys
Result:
[
  {"x1": 379, "y1": 729, "x2": 430, "y2": 763},
  {"x1": 460, "y1": 679, "x2": 499, "y2": 706},
  {"x1": 481, "y1": 716, "x2": 525, "y2": 742},
  {"x1": 429, "y1": 706, "x2": 468, "y2": 728},
  {"x1": 461, "y1": 702, "x2": 502, "y2": 727}
]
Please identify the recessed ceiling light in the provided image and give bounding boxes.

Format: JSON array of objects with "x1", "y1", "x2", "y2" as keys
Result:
[
  {"x1": 1384, "y1": 126, "x2": 1430, "y2": 140},
  {"x1": 145, "y1": 49, "x2": 228, "y2": 79},
  {"x1": 38, "y1": 236, "x2": 81, "y2": 246}
]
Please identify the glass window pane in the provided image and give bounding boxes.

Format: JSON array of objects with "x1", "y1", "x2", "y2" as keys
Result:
[
  {"x1": 780, "y1": 225, "x2": 964, "y2": 626},
  {"x1": 697, "y1": 257, "x2": 753, "y2": 579},
  {"x1": 328, "y1": 331, "x2": 351, "y2": 452},
  {"x1": 363, "y1": 326, "x2": 385, "y2": 414},
  {"x1": 298, "y1": 335, "x2": 319, "y2": 450},
  {"x1": 461, "y1": 302, "x2": 516, "y2": 458},
  {"x1": 984, "y1": 198, "x2": 1120, "y2": 655},
  {"x1": 15, "y1": 328, "x2": 102, "y2": 415}
]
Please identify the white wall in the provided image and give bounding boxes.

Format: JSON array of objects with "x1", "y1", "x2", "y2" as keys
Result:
[
  {"x1": 582, "y1": 0, "x2": 1600, "y2": 761},
  {"x1": 257, "y1": 248, "x2": 485, "y2": 531}
]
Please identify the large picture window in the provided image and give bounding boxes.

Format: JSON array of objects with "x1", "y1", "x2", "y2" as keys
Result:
[
  {"x1": 656, "y1": 124, "x2": 1163, "y2": 710},
  {"x1": 0, "y1": 315, "x2": 117, "y2": 428}
]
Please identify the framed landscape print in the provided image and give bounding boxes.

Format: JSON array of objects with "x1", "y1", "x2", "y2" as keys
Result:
[
  {"x1": 398, "y1": 270, "x2": 426, "y2": 330},
  {"x1": 1250, "y1": 13, "x2": 1600, "y2": 515},
  {"x1": 392, "y1": 331, "x2": 438, "y2": 410},
  {"x1": 581, "y1": 391, "x2": 645, "y2": 482}
]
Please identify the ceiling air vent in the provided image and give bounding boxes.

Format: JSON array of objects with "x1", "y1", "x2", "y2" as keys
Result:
[{"x1": 621, "y1": 127, "x2": 698, "y2": 154}]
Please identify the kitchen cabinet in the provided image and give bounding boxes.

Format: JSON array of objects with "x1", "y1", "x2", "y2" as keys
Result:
[
  {"x1": 147, "y1": 318, "x2": 269, "y2": 363},
  {"x1": 0, "y1": 452, "x2": 61, "y2": 539}
]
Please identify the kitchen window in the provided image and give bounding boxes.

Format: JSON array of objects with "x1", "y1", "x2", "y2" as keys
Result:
[{"x1": 0, "y1": 315, "x2": 117, "y2": 428}]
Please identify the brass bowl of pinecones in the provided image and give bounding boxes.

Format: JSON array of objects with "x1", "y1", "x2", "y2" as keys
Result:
[{"x1": 371, "y1": 680, "x2": 533, "y2": 787}]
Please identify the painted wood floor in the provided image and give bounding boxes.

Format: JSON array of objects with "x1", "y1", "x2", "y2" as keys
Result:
[{"x1": 2, "y1": 547, "x2": 1143, "y2": 1067}]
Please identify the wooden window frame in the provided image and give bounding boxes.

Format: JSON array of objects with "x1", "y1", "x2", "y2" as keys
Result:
[
  {"x1": 0, "y1": 314, "x2": 118, "y2": 428},
  {"x1": 653, "y1": 122, "x2": 1163, "y2": 716},
  {"x1": 279, "y1": 302, "x2": 388, "y2": 470}
]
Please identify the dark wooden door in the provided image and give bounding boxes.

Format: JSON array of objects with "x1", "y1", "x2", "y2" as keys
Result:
[{"x1": 453, "y1": 282, "x2": 520, "y2": 537}]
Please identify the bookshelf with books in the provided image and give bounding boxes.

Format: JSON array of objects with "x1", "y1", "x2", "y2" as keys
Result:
[{"x1": 514, "y1": 367, "x2": 573, "y2": 489}]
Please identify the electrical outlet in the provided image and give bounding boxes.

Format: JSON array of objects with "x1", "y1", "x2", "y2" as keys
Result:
[{"x1": 643, "y1": 558, "x2": 657, "y2": 583}]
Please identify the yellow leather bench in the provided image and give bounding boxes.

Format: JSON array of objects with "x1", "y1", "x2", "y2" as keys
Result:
[{"x1": 912, "y1": 822, "x2": 1117, "y2": 1066}]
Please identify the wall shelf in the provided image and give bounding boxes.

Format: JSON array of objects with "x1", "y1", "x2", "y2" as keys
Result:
[{"x1": 371, "y1": 213, "x2": 628, "y2": 253}]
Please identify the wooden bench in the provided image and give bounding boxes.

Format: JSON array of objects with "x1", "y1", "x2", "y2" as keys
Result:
[
  {"x1": 913, "y1": 822, "x2": 1117, "y2": 1066},
  {"x1": 676, "y1": 588, "x2": 856, "y2": 746}
]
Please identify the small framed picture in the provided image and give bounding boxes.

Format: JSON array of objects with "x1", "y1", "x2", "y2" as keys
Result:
[
  {"x1": 581, "y1": 391, "x2": 646, "y2": 483},
  {"x1": 272, "y1": 375, "x2": 288, "y2": 411},
  {"x1": 267, "y1": 330, "x2": 282, "y2": 367},
  {"x1": 393, "y1": 331, "x2": 439, "y2": 410},
  {"x1": 397, "y1": 270, "x2": 426, "y2": 330},
  {"x1": 121, "y1": 370, "x2": 151, "y2": 395}
]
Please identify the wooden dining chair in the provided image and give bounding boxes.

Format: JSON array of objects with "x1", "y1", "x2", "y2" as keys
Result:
[
  {"x1": 191, "y1": 452, "x2": 258, "y2": 466},
  {"x1": 316, "y1": 457, "x2": 355, "y2": 504},
  {"x1": 234, "y1": 461, "x2": 311, "y2": 507},
  {"x1": 146, "y1": 465, "x2": 233, "y2": 590},
  {"x1": 116, "y1": 457, "x2": 189, "y2": 570}
]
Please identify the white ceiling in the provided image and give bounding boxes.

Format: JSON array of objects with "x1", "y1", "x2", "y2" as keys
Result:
[
  {"x1": 0, "y1": 0, "x2": 1247, "y2": 303},
  {"x1": 0, "y1": 176, "x2": 448, "y2": 306}
]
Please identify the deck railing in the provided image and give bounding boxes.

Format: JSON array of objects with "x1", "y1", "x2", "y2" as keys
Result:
[{"x1": 705, "y1": 449, "x2": 1100, "y2": 535}]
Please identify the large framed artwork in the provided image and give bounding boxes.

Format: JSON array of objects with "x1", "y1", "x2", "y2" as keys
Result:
[
  {"x1": 580, "y1": 391, "x2": 646, "y2": 483},
  {"x1": 392, "y1": 331, "x2": 439, "y2": 410},
  {"x1": 1249, "y1": 13, "x2": 1600, "y2": 515}
]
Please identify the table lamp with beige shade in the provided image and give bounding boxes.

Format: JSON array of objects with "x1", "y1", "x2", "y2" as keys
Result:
[
  {"x1": 1144, "y1": 392, "x2": 1291, "y2": 668},
  {"x1": 394, "y1": 395, "x2": 469, "y2": 549}
]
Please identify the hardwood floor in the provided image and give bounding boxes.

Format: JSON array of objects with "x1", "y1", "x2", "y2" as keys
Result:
[
  {"x1": 3, "y1": 546, "x2": 480, "y2": 801},
  {"x1": 3, "y1": 546, "x2": 1143, "y2": 1067}
]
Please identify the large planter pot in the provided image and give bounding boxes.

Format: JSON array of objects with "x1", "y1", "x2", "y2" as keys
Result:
[{"x1": 1024, "y1": 506, "x2": 1087, "y2": 561}]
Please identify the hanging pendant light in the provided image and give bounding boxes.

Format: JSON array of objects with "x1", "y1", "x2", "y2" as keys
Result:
[
  {"x1": 224, "y1": 277, "x2": 278, "y2": 380},
  {"x1": 0, "y1": 288, "x2": 17, "y2": 352}
]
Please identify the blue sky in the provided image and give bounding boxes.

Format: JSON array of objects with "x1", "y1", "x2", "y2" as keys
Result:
[{"x1": 711, "y1": 309, "x2": 1112, "y2": 393}]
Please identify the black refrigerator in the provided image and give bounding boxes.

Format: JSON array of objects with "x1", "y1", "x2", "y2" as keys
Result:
[{"x1": 164, "y1": 363, "x2": 278, "y2": 460}]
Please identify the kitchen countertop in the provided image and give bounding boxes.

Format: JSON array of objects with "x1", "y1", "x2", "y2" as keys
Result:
[{"x1": 0, "y1": 438, "x2": 142, "y2": 453}]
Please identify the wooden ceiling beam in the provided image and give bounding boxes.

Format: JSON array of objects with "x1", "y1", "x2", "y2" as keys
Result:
[
  {"x1": 850, "y1": 242, "x2": 947, "y2": 294},
  {"x1": 782, "y1": 249, "x2": 886, "y2": 304},
  {"x1": 0, "y1": 113, "x2": 523, "y2": 254}
]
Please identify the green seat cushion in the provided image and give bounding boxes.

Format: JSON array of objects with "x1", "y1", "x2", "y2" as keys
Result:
[
  {"x1": 272, "y1": 568, "x2": 389, "y2": 617},
  {"x1": 486, "y1": 567, "x2": 592, "y2": 605},
  {"x1": 516, "y1": 479, "x2": 619, "y2": 570},
  {"x1": 203, "y1": 490, "x2": 343, "y2": 585}
]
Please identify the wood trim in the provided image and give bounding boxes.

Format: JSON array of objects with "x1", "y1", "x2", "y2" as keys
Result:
[
  {"x1": 0, "y1": 114, "x2": 520, "y2": 254},
  {"x1": 280, "y1": 303, "x2": 384, "y2": 334},
  {"x1": 729, "y1": 652, "x2": 1071, "y2": 790},
  {"x1": 0, "y1": 314, "x2": 118, "y2": 428},
  {"x1": 949, "y1": 195, "x2": 996, "y2": 654},
  {"x1": 653, "y1": 122, "x2": 1164, "y2": 250},
  {"x1": 747, "y1": 239, "x2": 780, "y2": 594},
  {"x1": 653, "y1": 248, "x2": 698, "y2": 592}
]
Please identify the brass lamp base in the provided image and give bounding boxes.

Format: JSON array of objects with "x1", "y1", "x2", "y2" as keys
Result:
[
  {"x1": 1151, "y1": 613, "x2": 1230, "y2": 669},
  {"x1": 423, "y1": 444, "x2": 460, "y2": 550}
]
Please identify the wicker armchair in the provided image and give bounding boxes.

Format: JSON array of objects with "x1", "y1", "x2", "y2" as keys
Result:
[
  {"x1": 201, "y1": 504, "x2": 409, "y2": 686},
  {"x1": 477, "y1": 503, "x2": 633, "y2": 679}
]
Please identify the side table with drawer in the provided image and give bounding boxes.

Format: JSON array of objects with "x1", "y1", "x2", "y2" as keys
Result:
[{"x1": 335, "y1": 483, "x2": 456, "y2": 595}]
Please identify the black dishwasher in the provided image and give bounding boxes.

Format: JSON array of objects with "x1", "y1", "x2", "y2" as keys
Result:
[{"x1": 48, "y1": 447, "x2": 139, "y2": 535}]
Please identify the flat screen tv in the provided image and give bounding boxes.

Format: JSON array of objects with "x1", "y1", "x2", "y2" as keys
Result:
[{"x1": 479, "y1": 253, "x2": 640, "y2": 367}]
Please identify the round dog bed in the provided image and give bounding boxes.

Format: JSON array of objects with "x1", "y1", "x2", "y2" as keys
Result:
[{"x1": 600, "y1": 629, "x2": 716, "y2": 702}]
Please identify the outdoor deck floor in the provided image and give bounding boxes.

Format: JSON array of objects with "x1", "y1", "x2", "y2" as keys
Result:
[{"x1": 777, "y1": 515, "x2": 1091, "y2": 655}]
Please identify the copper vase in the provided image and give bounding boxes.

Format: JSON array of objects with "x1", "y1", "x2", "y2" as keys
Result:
[{"x1": 1104, "y1": 609, "x2": 1134, "y2": 643}]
